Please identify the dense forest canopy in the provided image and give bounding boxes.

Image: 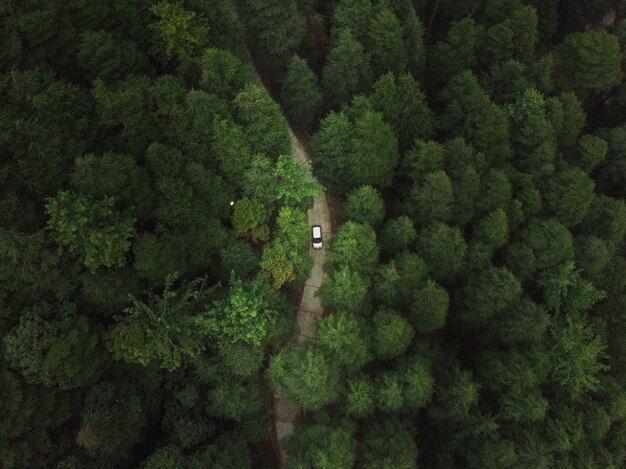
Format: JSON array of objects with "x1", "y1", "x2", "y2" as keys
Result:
[{"x1": 1, "y1": 0, "x2": 626, "y2": 468}]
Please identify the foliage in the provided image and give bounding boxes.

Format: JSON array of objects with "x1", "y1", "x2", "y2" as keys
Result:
[
  {"x1": 340, "y1": 185, "x2": 385, "y2": 227},
  {"x1": 280, "y1": 56, "x2": 322, "y2": 130},
  {"x1": 46, "y1": 191, "x2": 135, "y2": 272}
]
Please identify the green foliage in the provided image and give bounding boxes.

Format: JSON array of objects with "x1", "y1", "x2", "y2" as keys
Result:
[
  {"x1": 372, "y1": 308, "x2": 414, "y2": 359},
  {"x1": 241, "y1": 0, "x2": 305, "y2": 53},
  {"x1": 107, "y1": 274, "x2": 212, "y2": 370},
  {"x1": 231, "y1": 198, "x2": 270, "y2": 242},
  {"x1": 461, "y1": 267, "x2": 522, "y2": 324},
  {"x1": 319, "y1": 266, "x2": 369, "y2": 314},
  {"x1": 315, "y1": 312, "x2": 371, "y2": 369},
  {"x1": 404, "y1": 170, "x2": 454, "y2": 226},
  {"x1": 344, "y1": 376, "x2": 375, "y2": 417},
  {"x1": 544, "y1": 166, "x2": 595, "y2": 227},
  {"x1": 417, "y1": 222, "x2": 467, "y2": 282},
  {"x1": 326, "y1": 221, "x2": 379, "y2": 277},
  {"x1": 550, "y1": 312, "x2": 609, "y2": 398},
  {"x1": 360, "y1": 419, "x2": 419, "y2": 469},
  {"x1": 234, "y1": 83, "x2": 291, "y2": 157},
  {"x1": 206, "y1": 276, "x2": 277, "y2": 346},
  {"x1": 378, "y1": 216, "x2": 416, "y2": 255},
  {"x1": 322, "y1": 28, "x2": 372, "y2": 107},
  {"x1": 370, "y1": 72, "x2": 433, "y2": 152},
  {"x1": 4, "y1": 302, "x2": 104, "y2": 390},
  {"x1": 46, "y1": 191, "x2": 135, "y2": 272},
  {"x1": 411, "y1": 280, "x2": 449, "y2": 332},
  {"x1": 149, "y1": 1, "x2": 208, "y2": 66},
  {"x1": 340, "y1": 185, "x2": 385, "y2": 227},
  {"x1": 366, "y1": 9, "x2": 407, "y2": 77},
  {"x1": 554, "y1": 31, "x2": 623, "y2": 97},
  {"x1": 280, "y1": 56, "x2": 322, "y2": 130},
  {"x1": 199, "y1": 48, "x2": 254, "y2": 100},
  {"x1": 575, "y1": 135, "x2": 608, "y2": 172},
  {"x1": 429, "y1": 17, "x2": 481, "y2": 84},
  {"x1": 286, "y1": 419, "x2": 357, "y2": 469},
  {"x1": 274, "y1": 155, "x2": 323, "y2": 208},
  {"x1": 268, "y1": 343, "x2": 341, "y2": 410},
  {"x1": 77, "y1": 381, "x2": 147, "y2": 463}
]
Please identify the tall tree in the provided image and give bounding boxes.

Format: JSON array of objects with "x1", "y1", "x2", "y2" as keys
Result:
[{"x1": 280, "y1": 55, "x2": 322, "y2": 130}]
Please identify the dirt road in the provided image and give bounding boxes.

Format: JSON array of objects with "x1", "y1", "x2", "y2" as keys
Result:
[{"x1": 272, "y1": 128, "x2": 332, "y2": 464}]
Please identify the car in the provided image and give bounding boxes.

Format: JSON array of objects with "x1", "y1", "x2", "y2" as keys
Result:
[{"x1": 311, "y1": 225, "x2": 323, "y2": 249}]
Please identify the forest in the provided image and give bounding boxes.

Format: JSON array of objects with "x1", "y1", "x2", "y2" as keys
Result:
[{"x1": 0, "y1": 0, "x2": 625, "y2": 468}]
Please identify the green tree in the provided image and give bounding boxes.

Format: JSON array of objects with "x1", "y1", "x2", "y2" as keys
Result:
[
  {"x1": 378, "y1": 216, "x2": 416, "y2": 255},
  {"x1": 315, "y1": 312, "x2": 371, "y2": 369},
  {"x1": 321, "y1": 28, "x2": 372, "y2": 107},
  {"x1": 280, "y1": 55, "x2": 322, "y2": 130},
  {"x1": 77, "y1": 381, "x2": 147, "y2": 463},
  {"x1": 372, "y1": 308, "x2": 414, "y2": 360},
  {"x1": 4, "y1": 302, "x2": 104, "y2": 390},
  {"x1": 107, "y1": 274, "x2": 212, "y2": 370},
  {"x1": 366, "y1": 9, "x2": 407, "y2": 77},
  {"x1": 360, "y1": 419, "x2": 419, "y2": 469},
  {"x1": 242, "y1": 154, "x2": 279, "y2": 208},
  {"x1": 574, "y1": 134, "x2": 608, "y2": 172},
  {"x1": 553, "y1": 31, "x2": 623, "y2": 97},
  {"x1": 429, "y1": 17, "x2": 481, "y2": 84},
  {"x1": 286, "y1": 419, "x2": 357, "y2": 468},
  {"x1": 206, "y1": 276, "x2": 277, "y2": 346},
  {"x1": 340, "y1": 185, "x2": 385, "y2": 227},
  {"x1": 326, "y1": 221, "x2": 379, "y2": 277},
  {"x1": 546, "y1": 92, "x2": 586, "y2": 150},
  {"x1": 344, "y1": 376, "x2": 376, "y2": 417},
  {"x1": 403, "y1": 8, "x2": 426, "y2": 78},
  {"x1": 274, "y1": 155, "x2": 323, "y2": 208},
  {"x1": 240, "y1": 0, "x2": 305, "y2": 54},
  {"x1": 404, "y1": 170, "x2": 454, "y2": 226},
  {"x1": 46, "y1": 191, "x2": 135, "y2": 272},
  {"x1": 231, "y1": 198, "x2": 270, "y2": 243},
  {"x1": 370, "y1": 72, "x2": 432, "y2": 152},
  {"x1": 149, "y1": 1, "x2": 208, "y2": 68},
  {"x1": 544, "y1": 166, "x2": 595, "y2": 227},
  {"x1": 411, "y1": 280, "x2": 449, "y2": 332},
  {"x1": 199, "y1": 48, "x2": 254, "y2": 100},
  {"x1": 461, "y1": 267, "x2": 522, "y2": 324},
  {"x1": 268, "y1": 343, "x2": 341, "y2": 410},
  {"x1": 319, "y1": 266, "x2": 369, "y2": 314},
  {"x1": 473, "y1": 208, "x2": 509, "y2": 249},
  {"x1": 550, "y1": 312, "x2": 609, "y2": 399},
  {"x1": 332, "y1": 0, "x2": 374, "y2": 43},
  {"x1": 417, "y1": 222, "x2": 467, "y2": 282},
  {"x1": 234, "y1": 83, "x2": 291, "y2": 158}
]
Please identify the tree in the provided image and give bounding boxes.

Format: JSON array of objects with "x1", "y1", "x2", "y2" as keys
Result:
[
  {"x1": 370, "y1": 73, "x2": 432, "y2": 152},
  {"x1": 280, "y1": 55, "x2": 322, "y2": 130},
  {"x1": 429, "y1": 17, "x2": 481, "y2": 84},
  {"x1": 210, "y1": 118, "x2": 253, "y2": 187},
  {"x1": 404, "y1": 170, "x2": 454, "y2": 226},
  {"x1": 326, "y1": 221, "x2": 379, "y2": 277},
  {"x1": 310, "y1": 111, "x2": 353, "y2": 190},
  {"x1": 411, "y1": 280, "x2": 449, "y2": 332},
  {"x1": 319, "y1": 266, "x2": 369, "y2": 314},
  {"x1": 321, "y1": 28, "x2": 372, "y2": 107},
  {"x1": 46, "y1": 191, "x2": 135, "y2": 272},
  {"x1": 429, "y1": 367, "x2": 480, "y2": 421},
  {"x1": 378, "y1": 216, "x2": 416, "y2": 255},
  {"x1": 360, "y1": 419, "x2": 419, "y2": 469},
  {"x1": 242, "y1": 154, "x2": 279, "y2": 208},
  {"x1": 348, "y1": 110, "x2": 399, "y2": 189},
  {"x1": 231, "y1": 198, "x2": 270, "y2": 243},
  {"x1": 546, "y1": 92, "x2": 586, "y2": 150},
  {"x1": 77, "y1": 381, "x2": 147, "y2": 463},
  {"x1": 273, "y1": 155, "x2": 323, "y2": 208},
  {"x1": 240, "y1": 0, "x2": 305, "y2": 54},
  {"x1": 199, "y1": 48, "x2": 254, "y2": 100},
  {"x1": 394, "y1": 251, "x2": 428, "y2": 306},
  {"x1": 473, "y1": 208, "x2": 509, "y2": 249},
  {"x1": 372, "y1": 309, "x2": 414, "y2": 359},
  {"x1": 315, "y1": 312, "x2": 371, "y2": 369},
  {"x1": 438, "y1": 71, "x2": 511, "y2": 161},
  {"x1": 550, "y1": 312, "x2": 609, "y2": 399},
  {"x1": 107, "y1": 274, "x2": 212, "y2": 370},
  {"x1": 340, "y1": 185, "x2": 385, "y2": 227},
  {"x1": 553, "y1": 31, "x2": 623, "y2": 97},
  {"x1": 268, "y1": 343, "x2": 341, "y2": 410},
  {"x1": 366, "y1": 9, "x2": 407, "y2": 77},
  {"x1": 332, "y1": 0, "x2": 374, "y2": 43},
  {"x1": 574, "y1": 135, "x2": 608, "y2": 172},
  {"x1": 344, "y1": 376, "x2": 375, "y2": 417},
  {"x1": 4, "y1": 302, "x2": 104, "y2": 390},
  {"x1": 460, "y1": 267, "x2": 522, "y2": 324},
  {"x1": 206, "y1": 276, "x2": 277, "y2": 346},
  {"x1": 521, "y1": 218, "x2": 574, "y2": 270},
  {"x1": 234, "y1": 83, "x2": 291, "y2": 158},
  {"x1": 149, "y1": 1, "x2": 208, "y2": 69},
  {"x1": 417, "y1": 222, "x2": 467, "y2": 282},
  {"x1": 403, "y1": 8, "x2": 426, "y2": 78},
  {"x1": 544, "y1": 166, "x2": 595, "y2": 227},
  {"x1": 286, "y1": 419, "x2": 357, "y2": 468}
]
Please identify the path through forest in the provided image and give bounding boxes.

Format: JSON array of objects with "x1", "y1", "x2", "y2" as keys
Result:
[{"x1": 272, "y1": 129, "x2": 332, "y2": 464}]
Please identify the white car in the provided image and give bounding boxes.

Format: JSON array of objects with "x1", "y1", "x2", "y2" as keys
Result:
[{"x1": 311, "y1": 225, "x2": 323, "y2": 249}]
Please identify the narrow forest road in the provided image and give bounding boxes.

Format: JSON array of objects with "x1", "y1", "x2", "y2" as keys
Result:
[{"x1": 272, "y1": 129, "x2": 332, "y2": 465}]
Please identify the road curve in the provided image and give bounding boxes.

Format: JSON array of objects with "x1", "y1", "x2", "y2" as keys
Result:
[{"x1": 272, "y1": 128, "x2": 332, "y2": 465}]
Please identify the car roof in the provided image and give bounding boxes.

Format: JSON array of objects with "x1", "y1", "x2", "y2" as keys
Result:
[{"x1": 312, "y1": 225, "x2": 322, "y2": 235}]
